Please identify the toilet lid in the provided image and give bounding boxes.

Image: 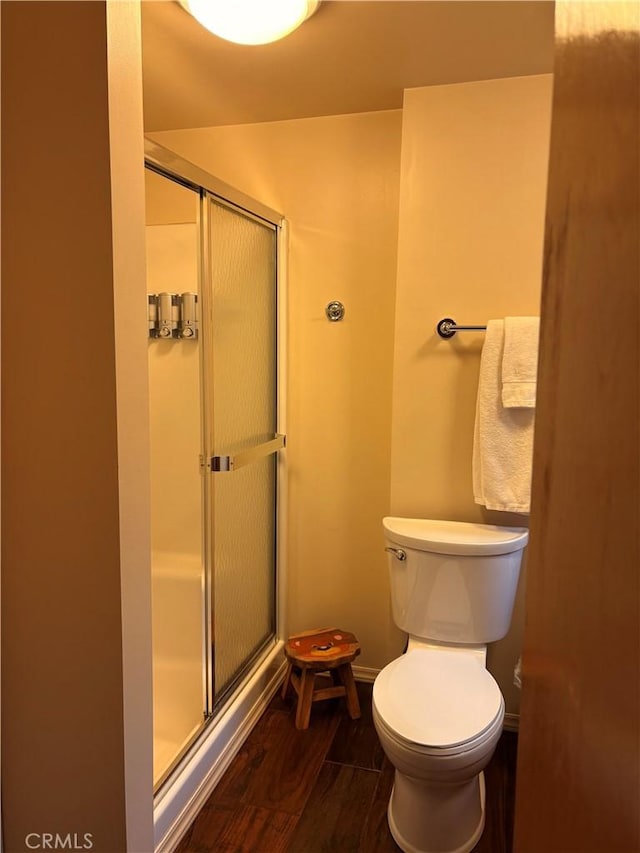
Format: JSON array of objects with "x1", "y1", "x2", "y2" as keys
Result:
[
  {"x1": 383, "y1": 517, "x2": 528, "y2": 555},
  {"x1": 373, "y1": 650, "x2": 503, "y2": 748}
]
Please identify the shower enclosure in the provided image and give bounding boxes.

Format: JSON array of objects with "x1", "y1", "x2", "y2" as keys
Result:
[{"x1": 144, "y1": 140, "x2": 286, "y2": 806}]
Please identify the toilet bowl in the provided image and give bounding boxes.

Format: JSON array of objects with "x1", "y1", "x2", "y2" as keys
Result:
[
  {"x1": 373, "y1": 648, "x2": 504, "y2": 853},
  {"x1": 375, "y1": 517, "x2": 528, "y2": 853}
]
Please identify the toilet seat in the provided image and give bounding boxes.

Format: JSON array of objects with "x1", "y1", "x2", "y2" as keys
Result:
[{"x1": 373, "y1": 649, "x2": 504, "y2": 752}]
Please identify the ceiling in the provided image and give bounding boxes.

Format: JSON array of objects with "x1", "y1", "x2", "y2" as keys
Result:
[{"x1": 141, "y1": 0, "x2": 554, "y2": 132}]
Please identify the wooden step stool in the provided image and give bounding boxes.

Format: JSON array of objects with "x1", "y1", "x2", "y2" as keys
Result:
[{"x1": 281, "y1": 627, "x2": 361, "y2": 730}]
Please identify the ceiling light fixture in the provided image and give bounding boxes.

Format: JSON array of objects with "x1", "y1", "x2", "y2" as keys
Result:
[{"x1": 179, "y1": 0, "x2": 320, "y2": 46}]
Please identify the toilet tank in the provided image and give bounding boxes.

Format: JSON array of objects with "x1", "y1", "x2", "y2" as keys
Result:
[{"x1": 383, "y1": 517, "x2": 528, "y2": 644}]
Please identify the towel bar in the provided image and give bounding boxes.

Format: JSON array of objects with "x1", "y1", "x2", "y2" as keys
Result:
[{"x1": 437, "y1": 318, "x2": 487, "y2": 338}]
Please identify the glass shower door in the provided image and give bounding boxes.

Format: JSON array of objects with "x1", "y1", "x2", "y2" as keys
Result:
[
  {"x1": 205, "y1": 197, "x2": 279, "y2": 706},
  {"x1": 145, "y1": 139, "x2": 284, "y2": 794}
]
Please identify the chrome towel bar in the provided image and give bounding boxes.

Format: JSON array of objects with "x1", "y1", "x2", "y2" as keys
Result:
[{"x1": 437, "y1": 318, "x2": 487, "y2": 339}]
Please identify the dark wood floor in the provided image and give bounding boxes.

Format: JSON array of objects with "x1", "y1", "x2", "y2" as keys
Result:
[{"x1": 175, "y1": 679, "x2": 518, "y2": 853}]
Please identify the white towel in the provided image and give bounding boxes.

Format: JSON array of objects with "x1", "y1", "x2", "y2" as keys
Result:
[
  {"x1": 473, "y1": 320, "x2": 535, "y2": 513},
  {"x1": 502, "y1": 317, "x2": 540, "y2": 408}
]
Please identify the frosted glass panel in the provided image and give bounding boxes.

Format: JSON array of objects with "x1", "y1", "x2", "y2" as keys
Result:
[
  {"x1": 209, "y1": 200, "x2": 277, "y2": 700},
  {"x1": 210, "y1": 203, "x2": 276, "y2": 449},
  {"x1": 213, "y1": 457, "x2": 276, "y2": 693}
]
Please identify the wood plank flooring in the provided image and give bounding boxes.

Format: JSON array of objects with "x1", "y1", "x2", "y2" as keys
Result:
[{"x1": 175, "y1": 680, "x2": 518, "y2": 853}]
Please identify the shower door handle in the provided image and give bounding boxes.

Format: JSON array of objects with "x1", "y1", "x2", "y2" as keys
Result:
[{"x1": 210, "y1": 434, "x2": 286, "y2": 472}]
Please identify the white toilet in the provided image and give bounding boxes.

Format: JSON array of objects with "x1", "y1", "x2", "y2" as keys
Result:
[{"x1": 373, "y1": 517, "x2": 528, "y2": 853}]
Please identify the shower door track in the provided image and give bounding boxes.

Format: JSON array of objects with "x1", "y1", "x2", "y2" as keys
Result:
[{"x1": 145, "y1": 139, "x2": 283, "y2": 229}]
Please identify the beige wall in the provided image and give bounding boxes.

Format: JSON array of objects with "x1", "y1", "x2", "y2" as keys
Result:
[
  {"x1": 145, "y1": 216, "x2": 205, "y2": 783},
  {"x1": 144, "y1": 170, "x2": 202, "y2": 564},
  {"x1": 2, "y1": 2, "x2": 152, "y2": 851},
  {"x1": 150, "y1": 110, "x2": 403, "y2": 670},
  {"x1": 390, "y1": 75, "x2": 553, "y2": 713},
  {"x1": 145, "y1": 166, "x2": 199, "y2": 225},
  {"x1": 146, "y1": 223, "x2": 202, "y2": 558}
]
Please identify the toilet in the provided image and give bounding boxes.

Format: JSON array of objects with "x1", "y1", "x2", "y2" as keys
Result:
[{"x1": 373, "y1": 517, "x2": 528, "y2": 853}]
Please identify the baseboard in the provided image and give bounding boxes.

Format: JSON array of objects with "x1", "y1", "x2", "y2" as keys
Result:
[
  {"x1": 352, "y1": 665, "x2": 380, "y2": 683},
  {"x1": 503, "y1": 712, "x2": 520, "y2": 732}
]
